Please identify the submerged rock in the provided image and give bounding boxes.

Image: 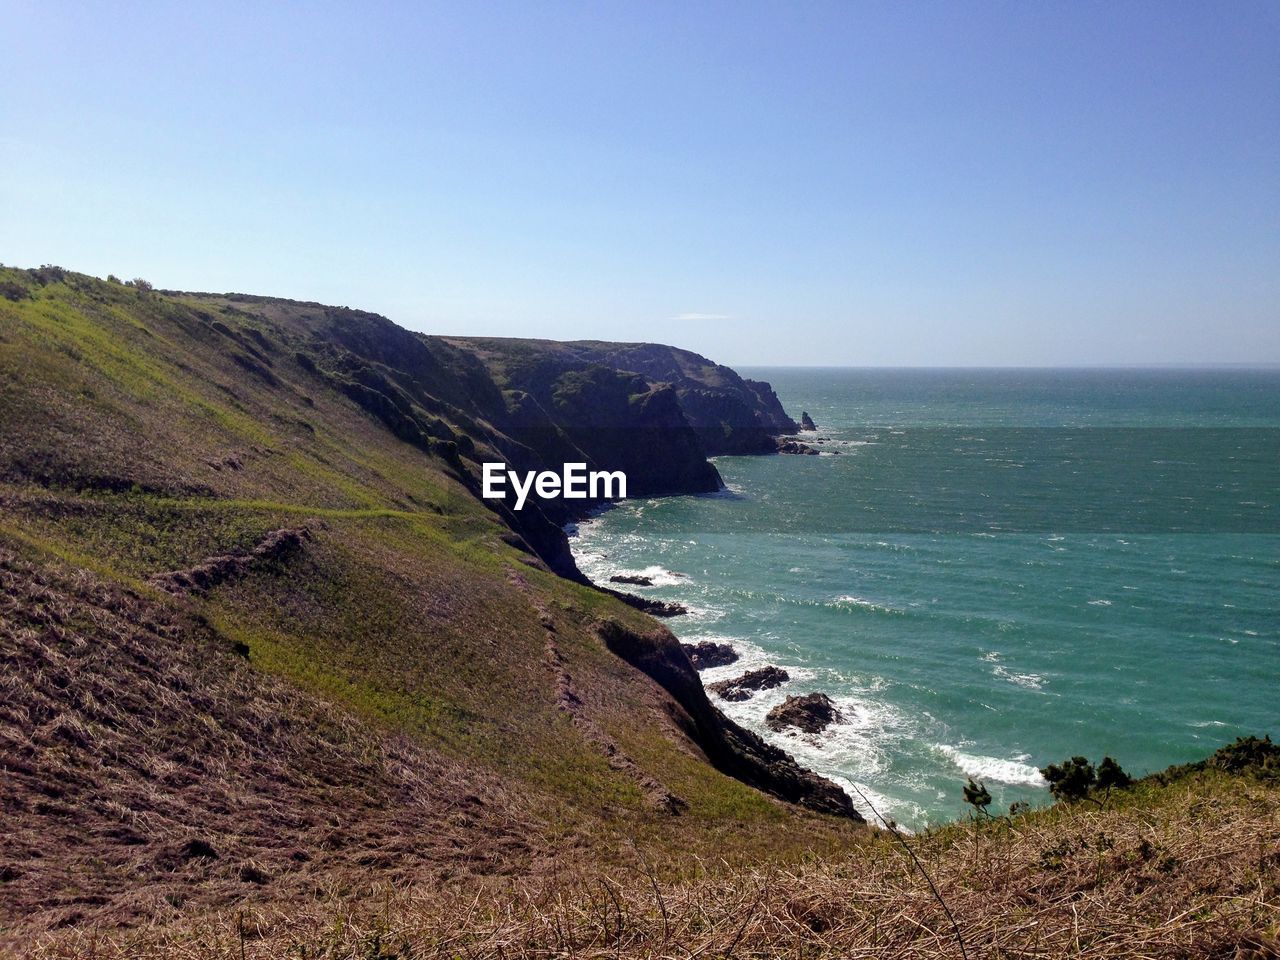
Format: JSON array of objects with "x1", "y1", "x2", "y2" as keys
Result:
[
  {"x1": 709, "y1": 666, "x2": 791, "y2": 702},
  {"x1": 776, "y1": 438, "x2": 819, "y2": 455},
  {"x1": 682, "y1": 640, "x2": 739, "y2": 670},
  {"x1": 766, "y1": 692, "x2": 844, "y2": 734}
]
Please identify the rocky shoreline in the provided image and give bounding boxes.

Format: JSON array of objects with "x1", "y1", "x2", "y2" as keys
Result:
[
  {"x1": 689, "y1": 650, "x2": 847, "y2": 736},
  {"x1": 563, "y1": 383, "x2": 859, "y2": 811}
]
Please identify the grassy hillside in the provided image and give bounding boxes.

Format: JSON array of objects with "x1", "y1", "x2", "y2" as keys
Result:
[
  {"x1": 2, "y1": 266, "x2": 1276, "y2": 956},
  {"x1": 0, "y1": 266, "x2": 860, "y2": 945}
]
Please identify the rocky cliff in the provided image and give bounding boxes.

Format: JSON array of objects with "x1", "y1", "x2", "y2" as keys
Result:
[{"x1": 444, "y1": 337, "x2": 799, "y2": 456}]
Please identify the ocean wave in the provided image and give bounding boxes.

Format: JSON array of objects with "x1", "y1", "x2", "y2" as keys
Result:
[
  {"x1": 682, "y1": 603, "x2": 726, "y2": 624},
  {"x1": 692, "y1": 652, "x2": 926, "y2": 828},
  {"x1": 815, "y1": 438, "x2": 876, "y2": 451},
  {"x1": 935, "y1": 744, "x2": 1046, "y2": 787},
  {"x1": 831, "y1": 595, "x2": 904, "y2": 616},
  {"x1": 635, "y1": 564, "x2": 689, "y2": 587},
  {"x1": 827, "y1": 774, "x2": 922, "y2": 831}
]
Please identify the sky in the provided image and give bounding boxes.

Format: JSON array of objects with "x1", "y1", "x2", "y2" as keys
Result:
[{"x1": 2, "y1": 1, "x2": 1278, "y2": 366}]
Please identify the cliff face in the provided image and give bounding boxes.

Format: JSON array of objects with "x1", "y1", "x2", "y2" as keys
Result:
[
  {"x1": 444, "y1": 337, "x2": 799, "y2": 456},
  {"x1": 150, "y1": 301, "x2": 731, "y2": 579}
]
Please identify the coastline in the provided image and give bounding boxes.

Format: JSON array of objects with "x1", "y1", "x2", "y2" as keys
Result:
[{"x1": 564, "y1": 368, "x2": 1280, "y2": 828}]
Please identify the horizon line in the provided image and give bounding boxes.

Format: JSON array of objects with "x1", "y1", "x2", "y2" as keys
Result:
[{"x1": 729, "y1": 362, "x2": 1280, "y2": 371}]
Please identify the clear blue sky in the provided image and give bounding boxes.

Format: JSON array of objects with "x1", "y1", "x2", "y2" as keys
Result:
[{"x1": 3, "y1": 1, "x2": 1277, "y2": 365}]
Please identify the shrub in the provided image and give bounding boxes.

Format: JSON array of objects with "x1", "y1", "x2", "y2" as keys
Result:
[
  {"x1": 1041, "y1": 755, "x2": 1134, "y2": 804},
  {"x1": 1096, "y1": 756, "x2": 1131, "y2": 792},
  {"x1": 1208, "y1": 735, "x2": 1280, "y2": 780},
  {"x1": 28, "y1": 264, "x2": 66, "y2": 285},
  {"x1": 1, "y1": 279, "x2": 29, "y2": 302},
  {"x1": 1041, "y1": 756, "x2": 1095, "y2": 803},
  {"x1": 962, "y1": 777, "x2": 992, "y2": 816}
]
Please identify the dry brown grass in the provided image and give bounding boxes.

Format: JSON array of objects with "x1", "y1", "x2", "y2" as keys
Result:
[
  {"x1": 0, "y1": 543, "x2": 556, "y2": 939},
  {"x1": 18, "y1": 770, "x2": 1279, "y2": 958}
]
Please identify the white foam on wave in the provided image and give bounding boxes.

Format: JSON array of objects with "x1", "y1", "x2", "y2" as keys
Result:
[
  {"x1": 831, "y1": 595, "x2": 903, "y2": 615},
  {"x1": 688, "y1": 636, "x2": 934, "y2": 828},
  {"x1": 605, "y1": 564, "x2": 689, "y2": 588},
  {"x1": 935, "y1": 744, "x2": 1046, "y2": 787},
  {"x1": 821, "y1": 438, "x2": 874, "y2": 449},
  {"x1": 682, "y1": 603, "x2": 726, "y2": 624},
  {"x1": 1088, "y1": 599, "x2": 1113, "y2": 607},
  {"x1": 993, "y1": 665, "x2": 1045, "y2": 690},
  {"x1": 827, "y1": 773, "x2": 922, "y2": 831}
]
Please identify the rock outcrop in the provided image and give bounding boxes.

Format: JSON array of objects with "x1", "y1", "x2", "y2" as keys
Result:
[
  {"x1": 445, "y1": 337, "x2": 798, "y2": 457},
  {"x1": 708, "y1": 666, "x2": 791, "y2": 702},
  {"x1": 766, "y1": 693, "x2": 845, "y2": 734},
  {"x1": 595, "y1": 619, "x2": 860, "y2": 819},
  {"x1": 682, "y1": 640, "x2": 739, "y2": 670},
  {"x1": 609, "y1": 573, "x2": 653, "y2": 586},
  {"x1": 800, "y1": 412, "x2": 817, "y2": 432}
]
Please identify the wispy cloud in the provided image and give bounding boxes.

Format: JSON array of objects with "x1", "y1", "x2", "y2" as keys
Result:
[{"x1": 669, "y1": 312, "x2": 734, "y2": 321}]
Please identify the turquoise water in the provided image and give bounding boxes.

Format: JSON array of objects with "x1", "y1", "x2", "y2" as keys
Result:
[{"x1": 570, "y1": 369, "x2": 1280, "y2": 828}]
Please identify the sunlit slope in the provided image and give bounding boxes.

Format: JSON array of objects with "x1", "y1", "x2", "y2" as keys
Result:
[{"x1": 0, "y1": 266, "x2": 862, "y2": 937}]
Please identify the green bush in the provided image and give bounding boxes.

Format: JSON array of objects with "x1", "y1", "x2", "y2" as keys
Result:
[
  {"x1": 962, "y1": 777, "x2": 992, "y2": 816},
  {"x1": 1097, "y1": 756, "x2": 1132, "y2": 791},
  {"x1": 1041, "y1": 756, "x2": 1095, "y2": 802},
  {"x1": 1042, "y1": 755, "x2": 1132, "y2": 803},
  {"x1": 1208, "y1": 735, "x2": 1279, "y2": 779}
]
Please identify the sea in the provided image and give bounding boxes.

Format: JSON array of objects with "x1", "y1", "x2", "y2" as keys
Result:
[{"x1": 569, "y1": 368, "x2": 1280, "y2": 829}]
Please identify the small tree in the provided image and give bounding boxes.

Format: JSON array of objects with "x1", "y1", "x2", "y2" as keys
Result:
[
  {"x1": 962, "y1": 777, "x2": 993, "y2": 817},
  {"x1": 1041, "y1": 756, "x2": 1096, "y2": 803},
  {"x1": 128, "y1": 277, "x2": 153, "y2": 292},
  {"x1": 1096, "y1": 756, "x2": 1131, "y2": 793}
]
